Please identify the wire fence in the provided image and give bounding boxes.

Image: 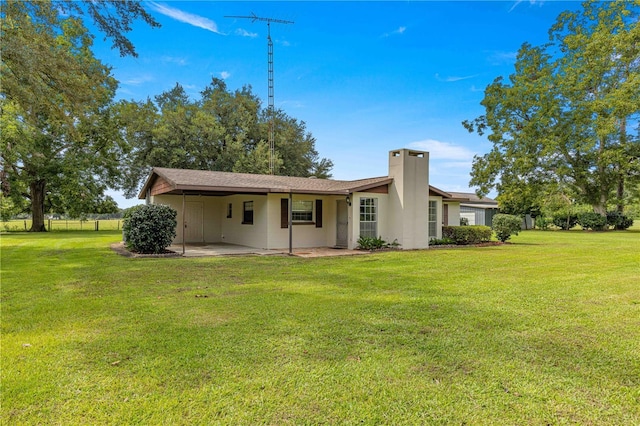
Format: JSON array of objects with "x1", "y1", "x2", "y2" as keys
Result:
[{"x1": 2, "y1": 219, "x2": 122, "y2": 232}]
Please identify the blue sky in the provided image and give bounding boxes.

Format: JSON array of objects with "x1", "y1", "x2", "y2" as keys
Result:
[{"x1": 91, "y1": 1, "x2": 584, "y2": 208}]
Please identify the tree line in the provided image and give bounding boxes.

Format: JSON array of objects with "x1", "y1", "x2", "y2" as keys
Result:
[
  {"x1": 2, "y1": 1, "x2": 638, "y2": 232},
  {"x1": 0, "y1": 1, "x2": 332, "y2": 231},
  {"x1": 464, "y1": 0, "x2": 640, "y2": 219}
]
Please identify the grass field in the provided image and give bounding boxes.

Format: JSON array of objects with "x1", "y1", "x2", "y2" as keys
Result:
[{"x1": 2, "y1": 228, "x2": 639, "y2": 424}]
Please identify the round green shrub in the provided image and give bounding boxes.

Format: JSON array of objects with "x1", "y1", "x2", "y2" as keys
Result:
[
  {"x1": 552, "y1": 213, "x2": 578, "y2": 230},
  {"x1": 535, "y1": 215, "x2": 552, "y2": 230},
  {"x1": 492, "y1": 214, "x2": 521, "y2": 242},
  {"x1": 577, "y1": 212, "x2": 607, "y2": 231},
  {"x1": 123, "y1": 204, "x2": 177, "y2": 254},
  {"x1": 442, "y1": 225, "x2": 492, "y2": 245},
  {"x1": 606, "y1": 211, "x2": 634, "y2": 230}
]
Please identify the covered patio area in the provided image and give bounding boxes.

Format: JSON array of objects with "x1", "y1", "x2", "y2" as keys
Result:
[{"x1": 168, "y1": 242, "x2": 367, "y2": 258}]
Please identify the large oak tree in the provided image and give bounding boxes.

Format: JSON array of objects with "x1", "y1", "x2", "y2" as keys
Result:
[
  {"x1": 464, "y1": 0, "x2": 640, "y2": 215},
  {"x1": 1, "y1": 0, "x2": 158, "y2": 231},
  {"x1": 117, "y1": 79, "x2": 333, "y2": 199}
]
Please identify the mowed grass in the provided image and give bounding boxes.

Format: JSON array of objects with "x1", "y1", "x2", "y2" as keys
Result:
[{"x1": 2, "y1": 228, "x2": 639, "y2": 424}]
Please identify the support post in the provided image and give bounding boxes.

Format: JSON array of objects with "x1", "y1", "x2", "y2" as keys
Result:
[
  {"x1": 182, "y1": 193, "x2": 186, "y2": 255},
  {"x1": 288, "y1": 192, "x2": 293, "y2": 255}
]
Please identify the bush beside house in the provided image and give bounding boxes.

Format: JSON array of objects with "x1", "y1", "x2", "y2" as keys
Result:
[
  {"x1": 122, "y1": 204, "x2": 177, "y2": 254},
  {"x1": 442, "y1": 225, "x2": 492, "y2": 245}
]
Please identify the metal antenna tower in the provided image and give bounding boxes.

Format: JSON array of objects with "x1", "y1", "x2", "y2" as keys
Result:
[{"x1": 225, "y1": 13, "x2": 294, "y2": 174}]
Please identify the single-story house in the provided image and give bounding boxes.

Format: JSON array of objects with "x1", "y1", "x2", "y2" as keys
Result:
[
  {"x1": 448, "y1": 191, "x2": 499, "y2": 227},
  {"x1": 139, "y1": 149, "x2": 469, "y2": 251}
]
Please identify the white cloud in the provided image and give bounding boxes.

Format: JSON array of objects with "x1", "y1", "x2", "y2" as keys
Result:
[
  {"x1": 161, "y1": 56, "x2": 187, "y2": 66},
  {"x1": 509, "y1": 0, "x2": 545, "y2": 13},
  {"x1": 407, "y1": 139, "x2": 475, "y2": 161},
  {"x1": 279, "y1": 100, "x2": 304, "y2": 108},
  {"x1": 486, "y1": 50, "x2": 517, "y2": 65},
  {"x1": 220, "y1": 71, "x2": 231, "y2": 79},
  {"x1": 148, "y1": 2, "x2": 223, "y2": 34},
  {"x1": 122, "y1": 74, "x2": 155, "y2": 86},
  {"x1": 235, "y1": 28, "x2": 258, "y2": 38},
  {"x1": 435, "y1": 73, "x2": 479, "y2": 83},
  {"x1": 382, "y1": 26, "x2": 407, "y2": 38}
]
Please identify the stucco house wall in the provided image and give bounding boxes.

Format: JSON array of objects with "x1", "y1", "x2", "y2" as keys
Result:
[
  {"x1": 444, "y1": 202, "x2": 461, "y2": 227},
  {"x1": 350, "y1": 192, "x2": 390, "y2": 248},
  {"x1": 152, "y1": 194, "x2": 223, "y2": 244},
  {"x1": 265, "y1": 194, "x2": 341, "y2": 249},
  {"x1": 218, "y1": 195, "x2": 269, "y2": 248}
]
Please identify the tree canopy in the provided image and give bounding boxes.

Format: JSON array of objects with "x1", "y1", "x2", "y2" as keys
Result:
[
  {"x1": 1, "y1": 1, "x2": 332, "y2": 228},
  {"x1": 463, "y1": 0, "x2": 640, "y2": 215},
  {"x1": 0, "y1": 0, "x2": 158, "y2": 230},
  {"x1": 117, "y1": 79, "x2": 333, "y2": 199}
]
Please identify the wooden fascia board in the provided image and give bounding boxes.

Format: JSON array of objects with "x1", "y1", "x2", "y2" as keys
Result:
[
  {"x1": 348, "y1": 178, "x2": 393, "y2": 193},
  {"x1": 269, "y1": 188, "x2": 350, "y2": 195},
  {"x1": 428, "y1": 186, "x2": 452, "y2": 198},
  {"x1": 138, "y1": 172, "x2": 156, "y2": 199},
  {"x1": 138, "y1": 169, "x2": 179, "y2": 199}
]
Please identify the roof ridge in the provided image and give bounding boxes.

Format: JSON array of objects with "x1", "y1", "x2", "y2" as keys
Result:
[{"x1": 152, "y1": 167, "x2": 394, "y2": 184}]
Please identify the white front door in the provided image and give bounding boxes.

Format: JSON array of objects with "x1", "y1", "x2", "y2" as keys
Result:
[
  {"x1": 336, "y1": 200, "x2": 348, "y2": 247},
  {"x1": 185, "y1": 201, "x2": 203, "y2": 242}
]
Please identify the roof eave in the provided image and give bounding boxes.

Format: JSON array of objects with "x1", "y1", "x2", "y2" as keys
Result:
[
  {"x1": 138, "y1": 168, "x2": 179, "y2": 199},
  {"x1": 348, "y1": 178, "x2": 393, "y2": 193}
]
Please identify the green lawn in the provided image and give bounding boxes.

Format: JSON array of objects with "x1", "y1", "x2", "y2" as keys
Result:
[{"x1": 2, "y1": 229, "x2": 639, "y2": 424}]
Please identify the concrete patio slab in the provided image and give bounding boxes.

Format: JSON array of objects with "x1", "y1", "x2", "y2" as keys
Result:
[{"x1": 168, "y1": 243, "x2": 367, "y2": 258}]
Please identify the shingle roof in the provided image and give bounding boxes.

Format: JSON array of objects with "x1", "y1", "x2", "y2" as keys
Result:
[
  {"x1": 448, "y1": 191, "x2": 498, "y2": 206},
  {"x1": 139, "y1": 167, "x2": 394, "y2": 198}
]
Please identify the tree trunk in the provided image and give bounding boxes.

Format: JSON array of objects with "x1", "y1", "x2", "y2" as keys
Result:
[
  {"x1": 595, "y1": 135, "x2": 609, "y2": 217},
  {"x1": 29, "y1": 180, "x2": 47, "y2": 232},
  {"x1": 617, "y1": 117, "x2": 627, "y2": 213},
  {"x1": 592, "y1": 200, "x2": 607, "y2": 217},
  {"x1": 617, "y1": 178, "x2": 625, "y2": 213}
]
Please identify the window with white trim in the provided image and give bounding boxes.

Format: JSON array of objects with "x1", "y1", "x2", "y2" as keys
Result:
[
  {"x1": 292, "y1": 200, "x2": 313, "y2": 222},
  {"x1": 429, "y1": 200, "x2": 438, "y2": 238},
  {"x1": 359, "y1": 197, "x2": 377, "y2": 238}
]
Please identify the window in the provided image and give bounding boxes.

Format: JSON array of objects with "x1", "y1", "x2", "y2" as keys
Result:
[
  {"x1": 243, "y1": 201, "x2": 253, "y2": 224},
  {"x1": 429, "y1": 200, "x2": 437, "y2": 238},
  {"x1": 359, "y1": 197, "x2": 377, "y2": 238},
  {"x1": 227, "y1": 203, "x2": 232, "y2": 219},
  {"x1": 281, "y1": 199, "x2": 323, "y2": 228},
  {"x1": 292, "y1": 200, "x2": 313, "y2": 222}
]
